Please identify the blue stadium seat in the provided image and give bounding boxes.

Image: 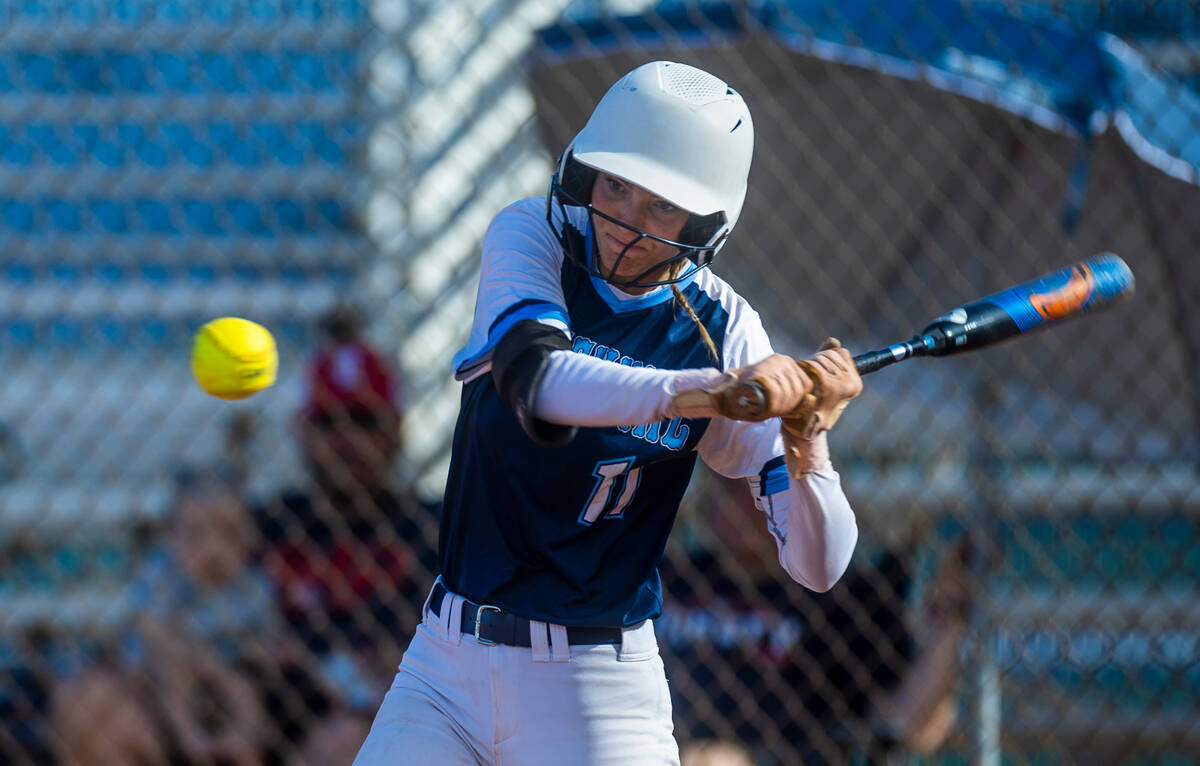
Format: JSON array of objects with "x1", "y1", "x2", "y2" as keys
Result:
[
  {"x1": 162, "y1": 123, "x2": 213, "y2": 167},
  {"x1": 74, "y1": 125, "x2": 124, "y2": 167},
  {"x1": 151, "y1": 51, "x2": 196, "y2": 92},
  {"x1": 5, "y1": 320, "x2": 35, "y2": 346},
  {"x1": 4, "y1": 263, "x2": 33, "y2": 282},
  {"x1": 280, "y1": 264, "x2": 307, "y2": 284},
  {"x1": 316, "y1": 197, "x2": 346, "y2": 230},
  {"x1": 245, "y1": 50, "x2": 287, "y2": 92},
  {"x1": 1049, "y1": 664, "x2": 1083, "y2": 690},
  {"x1": 90, "y1": 198, "x2": 128, "y2": 232},
  {"x1": 232, "y1": 263, "x2": 263, "y2": 282},
  {"x1": 274, "y1": 198, "x2": 307, "y2": 232},
  {"x1": 49, "y1": 546, "x2": 84, "y2": 582},
  {"x1": 49, "y1": 262, "x2": 79, "y2": 282},
  {"x1": 208, "y1": 122, "x2": 261, "y2": 166},
  {"x1": 1092, "y1": 540, "x2": 1126, "y2": 581},
  {"x1": 199, "y1": 51, "x2": 244, "y2": 93},
  {"x1": 63, "y1": 52, "x2": 105, "y2": 93},
  {"x1": 185, "y1": 263, "x2": 217, "y2": 282},
  {"x1": 252, "y1": 122, "x2": 303, "y2": 165},
  {"x1": 17, "y1": 52, "x2": 61, "y2": 92},
  {"x1": 97, "y1": 318, "x2": 126, "y2": 344},
  {"x1": 137, "y1": 263, "x2": 169, "y2": 283},
  {"x1": 96, "y1": 263, "x2": 125, "y2": 283},
  {"x1": 142, "y1": 318, "x2": 169, "y2": 343},
  {"x1": 1184, "y1": 545, "x2": 1200, "y2": 578},
  {"x1": 135, "y1": 198, "x2": 176, "y2": 234},
  {"x1": 119, "y1": 124, "x2": 169, "y2": 167},
  {"x1": 182, "y1": 198, "x2": 220, "y2": 235},
  {"x1": 2, "y1": 200, "x2": 35, "y2": 232},
  {"x1": 226, "y1": 197, "x2": 268, "y2": 236},
  {"x1": 50, "y1": 319, "x2": 84, "y2": 347},
  {"x1": 27, "y1": 125, "x2": 75, "y2": 165},
  {"x1": 63, "y1": 0, "x2": 102, "y2": 23},
  {"x1": 299, "y1": 122, "x2": 341, "y2": 163},
  {"x1": 1, "y1": 128, "x2": 32, "y2": 165},
  {"x1": 287, "y1": 50, "x2": 332, "y2": 90},
  {"x1": 46, "y1": 200, "x2": 82, "y2": 233}
]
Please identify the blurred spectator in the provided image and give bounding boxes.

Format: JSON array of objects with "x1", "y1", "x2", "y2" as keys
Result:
[
  {"x1": 0, "y1": 422, "x2": 23, "y2": 483},
  {"x1": 660, "y1": 468, "x2": 969, "y2": 765},
  {"x1": 255, "y1": 304, "x2": 437, "y2": 723},
  {"x1": 867, "y1": 537, "x2": 970, "y2": 756},
  {"x1": 219, "y1": 411, "x2": 259, "y2": 496},
  {"x1": 51, "y1": 650, "x2": 169, "y2": 766},
  {"x1": 680, "y1": 738, "x2": 756, "y2": 766},
  {"x1": 51, "y1": 473, "x2": 358, "y2": 766},
  {"x1": 1, "y1": 625, "x2": 58, "y2": 764},
  {"x1": 297, "y1": 303, "x2": 402, "y2": 495}
]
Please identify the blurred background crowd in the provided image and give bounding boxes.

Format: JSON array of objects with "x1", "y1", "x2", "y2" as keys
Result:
[{"x1": 0, "y1": 1, "x2": 1197, "y2": 764}]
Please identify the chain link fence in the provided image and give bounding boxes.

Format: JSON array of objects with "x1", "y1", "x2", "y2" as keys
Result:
[{"x1": 1, "y1": 1, "x2": 1198, "y2": 764}]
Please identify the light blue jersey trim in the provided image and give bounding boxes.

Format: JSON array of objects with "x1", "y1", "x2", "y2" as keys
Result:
[
  {"x1": 452, "y1": 301, "x2": 570, "y2": 376},
  {"x1": 585, "y1": 222, "x2": 703, "y2": 314},
  {"x1": 489, "y1": 302, "x2": 570, "y2": 345}
]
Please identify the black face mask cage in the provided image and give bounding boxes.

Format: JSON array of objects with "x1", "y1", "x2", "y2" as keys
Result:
[{"x1": 545, "y1": 157, "x2": 729, "y2": 289}]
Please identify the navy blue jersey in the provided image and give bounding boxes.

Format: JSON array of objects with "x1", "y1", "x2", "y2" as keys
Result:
[{"x1": 441, "y1": 198, "x2": 791, "y2": 627}]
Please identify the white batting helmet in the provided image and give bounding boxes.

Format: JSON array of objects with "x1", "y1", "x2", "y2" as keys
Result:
[{"x1": 548, "y1": 60, "x2": 754, "y2": 285}]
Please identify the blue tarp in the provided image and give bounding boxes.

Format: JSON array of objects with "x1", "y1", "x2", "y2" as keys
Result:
[{"x1": 541, "y1": 0, "x2": 1200, "y2": 186}]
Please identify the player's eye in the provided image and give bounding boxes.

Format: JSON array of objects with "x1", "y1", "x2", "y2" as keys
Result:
[
  {"x1": 654, "y1": 199, "x2": 679, "y2": 215},
  {"x1": 605, "y1": 176, "x2": 626, "y2": 194}
]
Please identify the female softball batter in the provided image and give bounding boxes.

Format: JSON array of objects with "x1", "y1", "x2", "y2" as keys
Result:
[{"x1": 354, "y1": 61, "x2": 862, "y2": 766}]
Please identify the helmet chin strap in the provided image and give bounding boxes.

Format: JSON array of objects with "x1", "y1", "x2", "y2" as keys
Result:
[
  {"x1": 586, "y1": 208, "x2": 703, "y2": 289},
  {"x1": 601, "y1": 231, "x2": 651, "y2": 284}
]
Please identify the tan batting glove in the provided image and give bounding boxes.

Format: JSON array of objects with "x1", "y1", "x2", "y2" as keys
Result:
[
  {"x1": 782, "y1": 338, "x2": 862, "y2": 477},
  {"x1": 730, "y1": 353, "x2": 818, "y2": 419},
  {"x1": 665, "y1": 368, "x2": 737, "y2": 420},
  {"x1": 669, "y1": 354, "x2": 815, "y2": 421}
]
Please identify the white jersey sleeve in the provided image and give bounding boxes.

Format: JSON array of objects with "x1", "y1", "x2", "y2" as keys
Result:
[
  {"x1": 696, "y1": 293, "x2": 859, "y2": 593},
  {"x1": 451, "y1": 197, "x2": 577, "y2": 383}
]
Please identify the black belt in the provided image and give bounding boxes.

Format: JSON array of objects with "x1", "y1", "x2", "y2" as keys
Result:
[{"x1": 429, "y1": 582, "x2": 623, "y2": 647}]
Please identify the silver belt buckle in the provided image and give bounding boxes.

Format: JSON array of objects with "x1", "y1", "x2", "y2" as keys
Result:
[{"x1": 474, "y1": 604, "x2": 501, "y2": 645}]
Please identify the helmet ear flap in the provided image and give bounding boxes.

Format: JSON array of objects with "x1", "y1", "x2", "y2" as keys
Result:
[
  {"x1": 678, "y1": 211, "x2": 726, "y2": 252},
  {"x1": 555, "y1": 152, "x2": 597, "y2": 206}
]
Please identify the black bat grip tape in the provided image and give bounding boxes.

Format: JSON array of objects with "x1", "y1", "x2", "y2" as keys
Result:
[{"x1": 851, "y1": 348, "x2": 895, "y2": 375}]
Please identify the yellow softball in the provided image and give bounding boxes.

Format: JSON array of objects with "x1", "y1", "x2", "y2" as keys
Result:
[{"x1": 191, "y1": 317, "x2": 278, "y2": 400}]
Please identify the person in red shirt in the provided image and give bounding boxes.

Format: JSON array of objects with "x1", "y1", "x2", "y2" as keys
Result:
[
  {"x1": 297, "y1": 304, "x2": 403, "y2": 500},
  {"x1": 255, "y1": 305, "x2": 437, "y2": 722}
]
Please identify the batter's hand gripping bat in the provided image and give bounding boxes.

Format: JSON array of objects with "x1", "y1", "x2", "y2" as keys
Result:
[{"x1": 724, "y1": 253, "x2": 1135, "y2": 420}]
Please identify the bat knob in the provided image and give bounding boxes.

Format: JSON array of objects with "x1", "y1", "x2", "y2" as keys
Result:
[{"x1": 722, "y1": 381, "x2": 768, "y2": 421}]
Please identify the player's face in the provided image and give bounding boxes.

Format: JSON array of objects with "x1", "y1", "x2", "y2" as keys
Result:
[{"x1": 590, "y1": 172, "x2": 690, "y2": 292}]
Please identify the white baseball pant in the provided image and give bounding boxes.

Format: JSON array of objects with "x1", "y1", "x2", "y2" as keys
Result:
[{"x1": 353, "y1": 583, "x2": 679, "y2": 766}]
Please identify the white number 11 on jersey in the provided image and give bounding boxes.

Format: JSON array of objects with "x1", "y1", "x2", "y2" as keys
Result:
[{"x1": 578, "y1": 458, "x2": 642, "y2": 525}]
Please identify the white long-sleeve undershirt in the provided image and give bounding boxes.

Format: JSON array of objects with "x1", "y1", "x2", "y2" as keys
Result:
[
  {"x1": 534, "y1": 349, "x2": 857, "y2": 592},
  {"x1": 748, "y1": 465, "x2": 858, "y2": 592},
  {"x1": 535, "y1": 349, "x2": 725, "y2": 427}
]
